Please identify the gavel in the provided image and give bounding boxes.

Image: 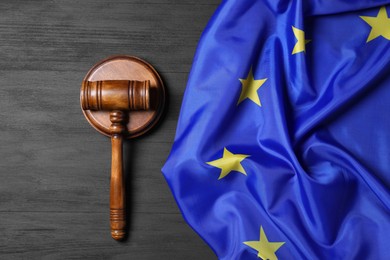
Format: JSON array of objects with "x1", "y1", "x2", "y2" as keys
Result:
[
  {"x1": 81, "y1": 80, "x2": 150, "y2": 240},
  {"x1": 80, "y1": 55, "x2": 166, "y2": 241}
]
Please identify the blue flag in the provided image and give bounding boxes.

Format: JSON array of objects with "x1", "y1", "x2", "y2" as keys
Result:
[{"x1": 162, "y1": 0, "x2": 390, "y2": 259}]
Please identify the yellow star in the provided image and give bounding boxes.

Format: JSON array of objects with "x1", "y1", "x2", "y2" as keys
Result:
[
  {"x1": 360, "y1": 6, "x2": 390, "y2": 42},
  {"x1": 206, "y1": 147, "x2": 250, "y2": 180},
  {"x1": 244, "y1": 226, "x2": 285, "y2": 260},
  {"x1": 292, "y1": 26, "x2": 311, "y2": 54},
  {"x1": 238, "y1": 68, "x2": 267, "y2": 106}
]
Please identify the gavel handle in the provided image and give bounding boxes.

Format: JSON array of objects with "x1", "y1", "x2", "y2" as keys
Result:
[
  {"x1": 109, "y1": 111, "x2": 126, "y2": 240},
  {"x1": 110, "y1": 134, "x2": 126, "y2": 240}
]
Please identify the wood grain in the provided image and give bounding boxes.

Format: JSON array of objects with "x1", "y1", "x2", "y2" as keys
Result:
[{"x1": 0, "y1": 0, "x2": 219, "y2": 258}]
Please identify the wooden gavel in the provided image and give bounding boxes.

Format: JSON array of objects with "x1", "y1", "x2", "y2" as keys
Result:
[
  {"x1": 81, "y1": 80, "x2": 150, "y2": 240},
  {"x1": 80, "y1": 56, "x2": 165, "y2": 241}
]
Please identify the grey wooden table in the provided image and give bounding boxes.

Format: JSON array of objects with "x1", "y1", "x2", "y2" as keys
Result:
[{"x1": 0, "y1": 0, "x2": 218, "y2": 258}]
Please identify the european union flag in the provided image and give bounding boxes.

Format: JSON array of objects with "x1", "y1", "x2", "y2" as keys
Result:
[{"x1": 162, "y1": 1, "x2": 390, "y2": 259}]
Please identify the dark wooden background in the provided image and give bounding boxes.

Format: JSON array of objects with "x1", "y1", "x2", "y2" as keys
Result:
[{"x1": 0, "y1": 0, "x2": 219, "y2": 258}]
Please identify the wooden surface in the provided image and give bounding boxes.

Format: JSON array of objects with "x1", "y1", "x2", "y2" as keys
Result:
[{"x1": 0, "y1": 0, "x2": 219, "y2": 259}]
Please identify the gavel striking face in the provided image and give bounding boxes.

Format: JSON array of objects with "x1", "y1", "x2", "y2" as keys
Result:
[{"x1": 80, "y1": 56, "x2": 165, "y2": 241}]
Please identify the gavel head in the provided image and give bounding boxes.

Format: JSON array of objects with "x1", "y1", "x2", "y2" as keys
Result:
[{"x1": 81, "y1": 80, "x2": 151, "y2": 111}]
